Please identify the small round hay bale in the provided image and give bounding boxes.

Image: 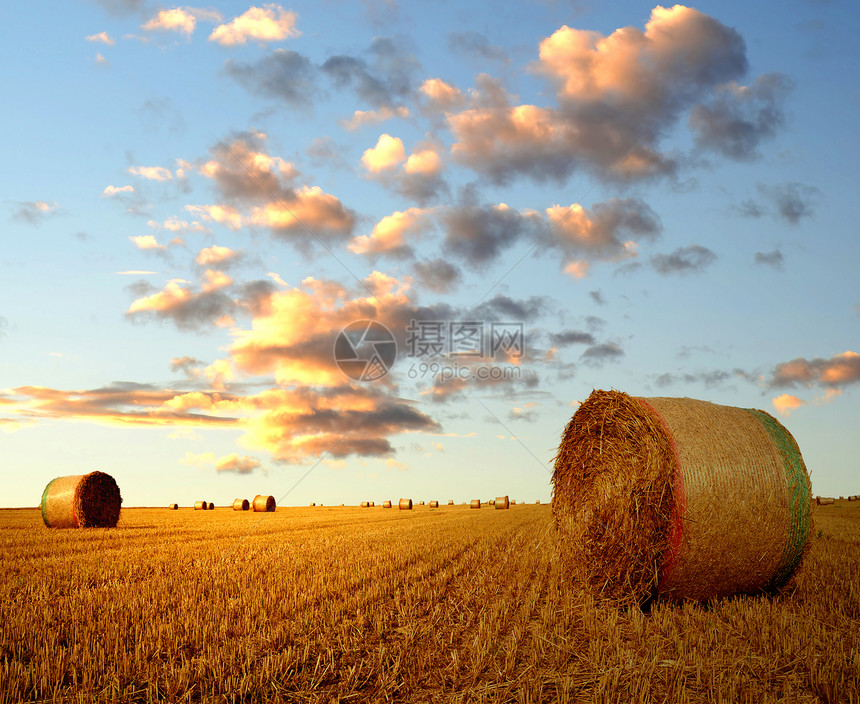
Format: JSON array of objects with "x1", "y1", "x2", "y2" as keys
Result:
[
  {"x1": 208, "y1": 502, "x2": 215, "y2": 510},
  {"x1": 511, "y1": 500, "x2": 517, "y2": 505},
  {"x1": 399, "y1": 498, "x2": 413, "y2": 510},
  {"x1": 495, "y1": 495, "x2": 510, "y2": 510},
  {"x1": 429, "y1": 500, "x2": 439, "y2": 508},
  {"x1": 194, "y1": 500, "x2": 208, "y2": 511},
  {"x1": 41, "y1": 472, "x2": 122, "y2": 528},
  {"x1": 169, "y1": 503, "x2": 178, "y2": 510},
  {"x1": 370, "y1": 501, "x2": 375, "y2": 507},
  {"x1": 310, "y1": 502, "x2": 316, "y2": 507},
  {"x1": 470, "y1": 499, "x2": 481, "y2": 509},
  {"x1": 448, "y1": 499, "x2": 454, "y2": 505},
  {"x1": 418, "y1": 500, "x2": 425, "y2": 506},
  {"x1": 383, "y1": 500, "x2": 392, "y2": 508},
  {"x1": 816, "y1": 497, "x2": 835, "y2": 506},
  {"x1": 536, "y1": 500, "x2": 541, "y2": 505},
  {"x1": 553, "y1": 390, "x2": 813, "y2": 603},
  {"x1": 233, "y1": 498, "x2": 250, "y2": 511},
  {"x1": 252, "y1": 495, "x2": 276, "y2": 512}
]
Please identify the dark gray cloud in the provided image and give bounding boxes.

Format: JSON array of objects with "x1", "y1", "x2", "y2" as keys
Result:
[
  {"x1": 204, "y1": 131, "x2": 294, "y2": 202},
  {"x1": 754, "y1": 249, "x2": 784, "y2": 269},
  {"x1": 472, "y1": 294, "x2": 549, "y2": 322},
  {"x1": 447, "y1": 31, "x2": 509, "y2": 64},
  {"x1": 89, "y1": 0, "x2": 149, "y2": 16},
  {"x1": 305, "y1": 136, "x2": 350, "y2": 170},
  {"x1": 690, "y1": 73, "x2": 793, "y2": 160},
  {"x1": 581, "y1": 342, "x2": 624, "y2": 365},
  {"x1": 734, "y1": 199, "x2": 764, "y2": 218},
  {"x1": 238, "y1": 280, "x2": 278, "y2": 317},
  {"x1": 11, "y1": 201, "x2": 61, "y2": 225},
  {"x1": 589, "y1": 290, "x2": 606, "y2": 306},
  {"x1": 758, "y1": 182, "x2": 820, "y2": 224},
  {"x1": 322, "y1": 37, "x2": 419, "y2": 109},
  {"x1": 170, "y1": 356, "x2": 205, "y2": 377},
  {"x1": 651, "y1": 245, "x2": 717, "y2": 275},
  {"x1": 550, "y1": 329, "x2": 595, "y2": 346},
  {"x1": 655, "y1": 370, "x2": 733, "y2": 388},
  {"x1": 127, "y1": 289, "x2": 236, "y2": 331},
  {"x1": 440, "y1": 202, "x2": 540, "y2": 268},
  {"x1": 412, "y1": 258, "x2": 462, "y2": 293},
  {"x1": 224, "y1": 50, "x2": 318, "y2": 108}
]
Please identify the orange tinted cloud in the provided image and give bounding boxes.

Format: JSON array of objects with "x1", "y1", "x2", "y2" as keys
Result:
[
  {"x1": 420, "y1": 78, "x2": 465, "y2": 112},
  {"x1": 129, "y1": 166, "x2": 172, "y2": 181},
  {"x1": 772, "y1": 393, "x2": 804, "y2": 417},
  {"x1": 362, "y1": 134, "x2": 406, "y2": 172},
  {"x1": 196, "y1": 245, "x2": 240, "y2": 266},
  {"x1": 770, "y1": 350, "x2": 860, "y2": 388},
  {"x1": 349, "y1": 207, "x2": 433, "y2": 258},
  {"x1": 249, "y1": 186, "x2": 355, "y2": 238},
  {"x1": 209, "y1": 5, "x2": 300, "y2": 46}
]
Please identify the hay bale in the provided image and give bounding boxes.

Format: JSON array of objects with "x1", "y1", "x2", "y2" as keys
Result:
[
  {"x1": 370, "y1": 501, "x2": 375, "y2": 507},
  {"x1": 232, "y1": 498, "x2": 250, "y2": 511},
  {"x1": 448, "y1": 499, "x2": 454, "y2": 505},
  {"x1": 495, "y1": 495, "x2": 510, "y2": 510},
  {"x1": 816, "y1": 497, "x2": 835, "y2": 506},
  {"x1": 429, "y1": 500, "x2": 439, "y2": 508},
  {"x1": 41, "y1": 472, "x2": 122, "y2": 528},
  {"x1": 310, "y1": 502, "x2": 316, "y2": 506},
  {"x1": 169, "y1": 503, "x2": 178, "y2": 510},
  {"x1": 511, "y1": 500, "x2": 517, "y2": 505},
  {"x1": 383, "y1": 500, "x2": 392, "y2": 508},
  {"x1": 419, "y1": 500, "x2": 425, "y2": 506},
  {"x1": 470, "y1": 499, "x2": 481, "y2": 509},
  {"x1": 252, "y1": 495, "x2": 276, "y2": 512},
  {"x1": 536, "y1": 500, "x2": 541, "y2": 505},
  {"x1": 208, "y1": 502, "x2": 215, "y2": 510},
  {"x1": 194, "y1": 500, "x2": 208, "y2": 511},
  {"x1": 552, "y1": 390, "x2": 813, "y2": 603},
  {"x1": 399, "y1": 498, "x2": 412, "y2": 510}
]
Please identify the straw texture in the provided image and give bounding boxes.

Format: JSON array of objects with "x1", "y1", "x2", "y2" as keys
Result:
[
  {"x1": 252, "y1": 495, "x2": 276, "y2": 512},
  {"x1": 41, "y1": 472, "x2": 122, "y2": 528},
  {"x1": 495, "y1": 496, "x2": 510, "y2": 510},
  {"x1": 233, "y1": 498, "x2": 250, "y2": 511},
  {"x1": 552, "y1": 389, "x2": 813, "y2": 603},
  {"x1": 399, "y1": 498, "x2": 412, "y2": 510}
]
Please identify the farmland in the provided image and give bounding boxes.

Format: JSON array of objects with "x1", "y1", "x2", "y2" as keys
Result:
[{"x1": 1, "y1": 502, "x2": 858, "y2": 703}]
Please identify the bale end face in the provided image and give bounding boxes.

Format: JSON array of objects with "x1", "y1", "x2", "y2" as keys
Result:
[{"x1": 41, "y1": 471, "x2": 123, "y2": 529}]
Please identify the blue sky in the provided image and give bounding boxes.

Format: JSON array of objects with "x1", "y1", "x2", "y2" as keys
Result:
[{"x1": 1, "y1": 0, "x2": 858, "y2": 507}]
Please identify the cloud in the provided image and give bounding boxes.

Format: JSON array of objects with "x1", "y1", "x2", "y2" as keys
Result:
[
  {"x1": 754, "y1": 249, "x2": 784, "y2": 269},
  {"x1": 185, "y1": 204, "x2": 244, "y2": 230},
  {"x1": 209, "y1": 4, "x2": 299, "y2": 46},
  {"x1": 447, "y1": 5, "x2": 753, "y2": 184},
  {"x1": 196, "y1": 245, "x2": 240, "y2": 266},
  {"x1": 141, "y1": 7, "x2": 220, "y2": 36},
  {"x1": 215, "y1": 453, "x2": 261, "y2": 473},
  {"x1": 581, "y1": 342, "x2": 624, "y2": 365},
  {"x1": 249, "y1": 185, "x2": 356, "y2": 243},
  {"x1": 86, "y1": 31, "x2": 115, "y2": 45},
  {"x1": 768, "y1": 351, "x2": 860, "y2": 389},
  {"x1": 690, "y1": 73, "x2": 793, "y2": 160},
  {"x1": 11, "y1": 200, "x2": 61, "y2": 225},
  {"x1": 361, "y1": 133, "x2": 405, "y2": 172},
  {"x1": 126, "y1": 275, "x2": 236, "y2": 330},
  {"x1": 349, "y1": 207, "x2": 433, "y2": 258},
  {"x1": 129, "y1": 234, "x2": 166, "y2": 251},
  {"x1": 412, "y1": 258, "x2": 462, "y2": 293},
  {"x1": 102, "y1": 185, "x2": 134, "y2": 196},
  {"x1": 447, "y1": 31, "x2": 509, "y2": 64},
  {"x1": 170, "y1": 355, "x2": 205, "y2": 378},
  {"x1": 341, "y1": 106, "x2": 410, "y2": 130},
  {"x1": 441, "y1": 202, "x2": 541, "y2": 268},
  {"x1": 757, "y1": 182, "x2": 820, "y2": 224},
  {"x1": 90, "y1": 0, "x2": 150, "y2": 17},
  {"x1": 128, "y1": 165, "x2": 172, "y2": 181},
  {"x1": 223, "y1": 49, "x2": 317, "y2": 108},
  {"x1": 772, "y1": 393, "x2": 805, "y2": 417},
  {"x1": 651, "y1": 244, "x2": 717, "y2": 275},
  {"x1": 321, "y1": 37, "x2": 419, "y2": 110},
  {"x1": 419, "y1": 78, "x2": 466, "y2": 113},
  {"x1": 655, "y1": 369, "x2": 734, "y2": 388},
  {"x1": 550, "y1": 330, "x2": 595, "y2": 346}
]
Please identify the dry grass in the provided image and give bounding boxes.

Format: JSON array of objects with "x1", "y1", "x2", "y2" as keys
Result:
[{"x1": 1, "y1": 503, "x2": 857, "y2": 703}]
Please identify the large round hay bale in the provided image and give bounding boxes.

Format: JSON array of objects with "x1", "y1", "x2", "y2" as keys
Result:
[
  {"x1": 399, "y1": 498, "x2": 412, "y2": 510},
  {"x1": 470, "y1": 499, "x2": 481, "y2": 509},
  {"x1": 495, "y1": 495, "x2": 510, "y2": 510},
  {"x1": 41, "y1": 471, "x2": 122, "y2": 528},
  {"x1": 194, "y1": 500, "x2": 208, "y2": 510},
  {"x1": 169, "y1": 503, "x2": 178, "y2": 510},
  {"x1": 552, "y1": 390, "x2": 813, "y2": 603},
  {"x1": 252, "y1": 495, "x2": 276, "y2": 512},
  {"x1": 233, "y1": 498, "x2": 250, "y2": 511},
  {"x1": 383, "y1": 500, "x2": 392, "y2": 508},
  {"x1": 429, "y1": 500, "x2": 439, "y2": 508},
  {"x1": 816, "y1": 497, "x2": 835, "y2": 506}
]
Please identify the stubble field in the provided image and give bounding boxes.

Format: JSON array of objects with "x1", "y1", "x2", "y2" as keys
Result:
[{"x1": 1, "y1": 502, "x2": 858, "y2": 703}]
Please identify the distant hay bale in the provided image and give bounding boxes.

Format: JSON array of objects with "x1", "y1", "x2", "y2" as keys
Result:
[
  {"x1": 511, "y1": 500, "x2": 517, "y2": 505},
  {"x1": 399, "y1": 498, "x2": 412, "y2": 510},
  {"x1": 41, "y1": 471, "x2": 122, "y2": 529},
  {"x1": 208, "y1": 502, "x2": 215, "y2": 510},
  {"x1": 470, "y1": 499, "x2": 481, "y2": 509},
  {"x1": 429, "y1": 500, "x2": 439, "y2": 508},
  {"x1": 194, "y1": 500, "x2": 208, "y2": 511},
  {"x1": 448, "y1": 499, "x2": 454, "y2": 505},
  {"x1": 360, "y1": 501, "x2": 369, "y2": 508},
  {"x1": 383, "y1": 500, "x2": 392, "y2": 508},
  {"x1": 419, "y1": 501, "x2": 425, "y2": 506},
  {"x1": 252, "y1": 495, "x2": 276, "y2": 512},
  {"x1": 816, "y1": 497, "x2": 835, "y2": 506},
  {"x1": 536, "y1": 500, "x2": 541, "y2": 505},
  {"x1": 495, "y1": 495, "x2": 510, "y2": 510},
  {"x1": 232, "y1": 499, "x2": 250, "y2": 511},
  {"x1": 848, "y1": 496, "x2": 854, "y2": 502},
  {"x1": 169, "y1": 503, "x2": 178, "y2": 510},
  {"x1": 489, "y1": 499, "x2": 495, "y2": 506},
  {"x1": 310, "y1": 502, "x2": 316, "y2": 507},
  {"x1": 552, "y1": 389, "x2": 813, "y2": 603}
]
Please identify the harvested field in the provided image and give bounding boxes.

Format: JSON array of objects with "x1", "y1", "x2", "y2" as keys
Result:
[{"x1": 0, "y1": 503, "x2": 856, "y2": 703}]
